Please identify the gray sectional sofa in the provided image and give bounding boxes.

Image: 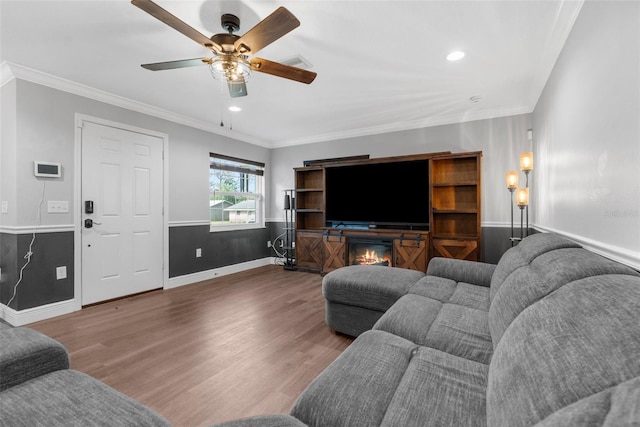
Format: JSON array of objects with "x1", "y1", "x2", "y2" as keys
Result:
[
  {"x1": 214, "y1": 232, "x2": 640, "y2": 426},
  {"x1": 0, "y1": 324, "x2": 170, "y2": 426}
]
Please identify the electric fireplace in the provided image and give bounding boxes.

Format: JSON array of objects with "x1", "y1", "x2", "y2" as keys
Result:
[{"x1": 348, "y1": 239, "x2": 393, "y2": 266}]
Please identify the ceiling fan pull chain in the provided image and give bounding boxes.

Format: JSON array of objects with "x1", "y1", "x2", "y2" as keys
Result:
[{"x1": 219, "y1": 78, "x2": 225, "y2": 127}]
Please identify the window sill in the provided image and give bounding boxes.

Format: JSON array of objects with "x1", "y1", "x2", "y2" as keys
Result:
[{"x1": 209, "y1": 223, "x2": 266, "y2": 233}]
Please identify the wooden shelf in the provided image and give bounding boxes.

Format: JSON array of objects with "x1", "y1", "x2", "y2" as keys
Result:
[
  {"x1": 432, "y1": 209, "x2": 477, "y2": 214},
  {"x1": 295, "y1": 188, "x2": 323, "y2": 192},
  {"x1": 432, "y1": 182, "x2": 478, "y2": 187},
  {"x1": 430, "y1": 152, "x2": 481, "y2": 261}
]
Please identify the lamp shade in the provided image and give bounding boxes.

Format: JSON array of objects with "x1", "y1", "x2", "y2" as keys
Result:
[
  {"x1": 516, "y1": 187, "x2": 529, "y2": 206},
  {"x1": 520, "y1": 152, "x2": 534, "y2": 172},
  {"x1": 506, "y1": 171, "x2": 518, "y2": 189}
]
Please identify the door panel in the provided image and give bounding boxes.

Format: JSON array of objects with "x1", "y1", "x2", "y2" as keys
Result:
[{"x1": 82, "y1": 122, "x2": 163, "y2": 305}]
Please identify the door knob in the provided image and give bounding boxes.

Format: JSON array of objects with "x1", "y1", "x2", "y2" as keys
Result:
[{"x1": 84, "y1": 219, "x2": 102, "y2": 228}]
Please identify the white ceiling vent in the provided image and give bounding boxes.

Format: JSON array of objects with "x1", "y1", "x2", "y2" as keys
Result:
[{"x1": 278, "y1": 55, "x2": 313, "y2": 69}]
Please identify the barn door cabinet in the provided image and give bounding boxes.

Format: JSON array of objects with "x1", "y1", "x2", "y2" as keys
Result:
[
  {"x1": 393, "y1": 235, "x2": 429, "y2": 272},
  {"x1": 429, "y1": 152, "x2": 482, "y2": 261}
]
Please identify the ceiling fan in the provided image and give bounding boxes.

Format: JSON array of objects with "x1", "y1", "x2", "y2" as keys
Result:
[{"x1": 131, "y1": 0, "x2": 317, "y2": 98}]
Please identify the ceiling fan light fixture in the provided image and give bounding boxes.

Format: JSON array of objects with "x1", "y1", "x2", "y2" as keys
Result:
[{"x1": 209, "y1": 56, "x2": 251, "y2": 83}]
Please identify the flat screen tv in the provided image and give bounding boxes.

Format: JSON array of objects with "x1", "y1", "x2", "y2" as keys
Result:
[{"x1": 325, "y1": 160, "x2": 430, "y2": 230}]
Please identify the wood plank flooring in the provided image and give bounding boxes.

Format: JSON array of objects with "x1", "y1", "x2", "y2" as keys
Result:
[{"x1": 29, "y1": 265, "x2": 353, "y2": 426}]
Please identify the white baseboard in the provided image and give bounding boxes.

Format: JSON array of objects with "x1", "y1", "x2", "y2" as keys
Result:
[
  {"x1": 166, "y1": 257, "x2": 276, "y2": 289},
  {"x1": 0, "y1": 299, "x2": 78, "y2": 326},
  {"x1": 0, "y1": 259, "x2": 278, "y2": 326}
]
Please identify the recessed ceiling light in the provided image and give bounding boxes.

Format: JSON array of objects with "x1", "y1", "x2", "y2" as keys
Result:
[
  {"x1": 228, "y1": 106, "x2": 242, "y2": 112},
  {"x1": 447, "y1": 51, "x2": 465, "y2": 61}
]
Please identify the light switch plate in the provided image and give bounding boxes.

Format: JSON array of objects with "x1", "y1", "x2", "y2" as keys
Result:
[
  {"x1": 48, "y1": 201, "x2": 69, "y2": 213},
  {"x1": 56, "y1": 266, "x2": 67, "y2": 280}
]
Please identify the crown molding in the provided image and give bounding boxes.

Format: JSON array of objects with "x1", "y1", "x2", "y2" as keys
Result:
[
  {"x1": 3, "y1": 61, "x2": 537, "y2": 150},
  {"x1": 273, "y1": 105, "x2": 533, "y2": 148},
  {"x1": 0, "y1": 61, "x2": 15, "y2": 87},
  {"x1": 1, "y1": 61, "x2": 270, "y2": 148}
]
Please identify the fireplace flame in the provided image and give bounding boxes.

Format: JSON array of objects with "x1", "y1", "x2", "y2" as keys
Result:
[{"x1": 355, "y1": 249, "x2": 390, "y2": 266}]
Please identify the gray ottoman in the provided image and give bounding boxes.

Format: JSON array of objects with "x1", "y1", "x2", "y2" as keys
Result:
[{"x1": 322, "y1": 265, "x2": 425, "y2": 337}]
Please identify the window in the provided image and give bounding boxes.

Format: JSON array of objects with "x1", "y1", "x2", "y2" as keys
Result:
[{"x1": 209, "y1": 153, "x2": 265, "y2": 231}]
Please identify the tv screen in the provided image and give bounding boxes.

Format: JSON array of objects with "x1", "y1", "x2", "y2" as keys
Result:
[{"x1": 325, "y1": 160, "x2": 430, "y2": 229}]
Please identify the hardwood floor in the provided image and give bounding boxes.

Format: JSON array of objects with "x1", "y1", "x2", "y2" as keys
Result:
[{"x1": 29, "y1": 265, "x2": 354, "y2": 426}]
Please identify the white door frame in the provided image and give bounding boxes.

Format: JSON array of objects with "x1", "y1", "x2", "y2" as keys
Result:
[{"x1": 74, "y1": 114, "x2": 169, "y2": 310}]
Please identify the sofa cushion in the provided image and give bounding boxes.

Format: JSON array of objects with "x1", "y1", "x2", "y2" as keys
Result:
[
  {"x1": 487, "y1": 274, "x2": 640, "y2": 427},
  {"x1": 1, "y1": 369, "x2": 171, "y2": 426},
  {"x1": 291, "y1": 330, "x2": 416, "y2": 427},
  {"x1": 380, "y1": 346, "x2": 488, "y2": 427},
  {"x1": 374, "y1": 294, "x2": 492, "y2": 365},
  {"x1": 322, "y1": 265, "x2": 425, "y2": 312},
  {"x1": 424, "y1": 257, "x2": 496, "y2": 288},
  {"x1": 489, "y1": 233, "x2": 581, "y2": 302},
  {"x1": 372, "y1": 295, "x2": 442, "y2": 343},
  {"x1": 449, "y1": 282, "x2": 491, "y2": 311},
  {"x1": 292, "y1": 329, "x2": 489, "y2": 427},
  {"x1": 0, "y1": 327, "x2": 69, "y2": 391},
  {"x1": 489, "y1": 247, "x2": 640, "y2": 347},
  {"x1": 533, "y1": 377, "x2": 640, "y2": 426},
  {"x1": 409, "y1": 275, "x2": 457, "y2": 302}
]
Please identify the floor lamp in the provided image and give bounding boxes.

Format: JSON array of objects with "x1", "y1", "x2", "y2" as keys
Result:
[
  {"x1": 516, "y1": 187, "x2": 529, "y2": 240},
  {"x1": 506, "y1": 170, "x2": 518, "y2": 246},
  {"x1": 520, "y1": 151, "x2": 533, "y2": 235},
  {"x1": 506, "y1": 151, "x2": 533, "y2": 246}
]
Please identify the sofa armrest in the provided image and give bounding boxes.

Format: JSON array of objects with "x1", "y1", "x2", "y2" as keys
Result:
[
  {"x1": 426, "y1": 257, "x2": 496, "y2": 287},
  {"x1": 0, "y1": 327, "x2": 69, "y2": 391}
]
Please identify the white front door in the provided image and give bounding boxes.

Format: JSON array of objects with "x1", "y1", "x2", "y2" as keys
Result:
[{"x1": 81, "y1": 121, "x2": 164, "y2": 305}]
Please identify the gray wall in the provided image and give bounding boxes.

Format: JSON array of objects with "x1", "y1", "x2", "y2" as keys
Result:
[
  {"x1": 0, "y1": 78, "x2": 272, "y2": 310},
  {"x1": 6, "y1": 80, "x2": 271, "y2": 225},
  {"x1": 270, "y1": 114, "x2": 534, "y2": 227},
  {"x1": 169, "y1": 225, "x2": 273, "y2": 278},
  {"x1": 0, "y1": 232, "x2": 74, "y2": 310},
  {"x1": 532, "y1": 0, "x2": 639, "y2": 266}
]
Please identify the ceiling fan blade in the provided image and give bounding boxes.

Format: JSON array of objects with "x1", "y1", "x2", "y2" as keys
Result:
[
  {"x1": 141, "y1": 58, "x2": 210, "y2": 71},
  {"x1": 131, "y1": 0, "x2": 221, "y2": 52},
  {"x1": 234, "y1": 7, "x2": 300, "y2": 55},
  {"x1": 250, "y1": 58, "x2": 317, "y2": 84},
  {"x1": 228, "y1": 80, "x2": 248, "y2": 98}
]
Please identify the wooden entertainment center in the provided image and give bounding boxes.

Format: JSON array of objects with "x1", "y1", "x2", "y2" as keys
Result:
[{"x1": 293, "y1": 151, "x2": 481, "y2": 273}]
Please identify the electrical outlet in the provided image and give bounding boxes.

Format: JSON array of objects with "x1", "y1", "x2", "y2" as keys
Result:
[
  {"x1": 56, "y1": 266, "x2": 67, "y2": 280},
  {"x1": 196, "y1": 248, "x2": 202, "y2": 258},
  {"x1": 267, "y1": 241, "x2": 272, "y2": 248},
  {"x1": 1, "y1": 201, "x2": 8, "y2": 214}
]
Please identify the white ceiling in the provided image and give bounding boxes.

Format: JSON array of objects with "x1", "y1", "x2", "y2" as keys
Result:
[{"x1": 0, "y1": 0, "x2": 583, "y2": 148}]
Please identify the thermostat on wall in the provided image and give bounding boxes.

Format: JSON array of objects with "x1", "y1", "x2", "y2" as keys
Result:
[{"x1": 34, "y1": 161, "x2": 61, "y2": 178}]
